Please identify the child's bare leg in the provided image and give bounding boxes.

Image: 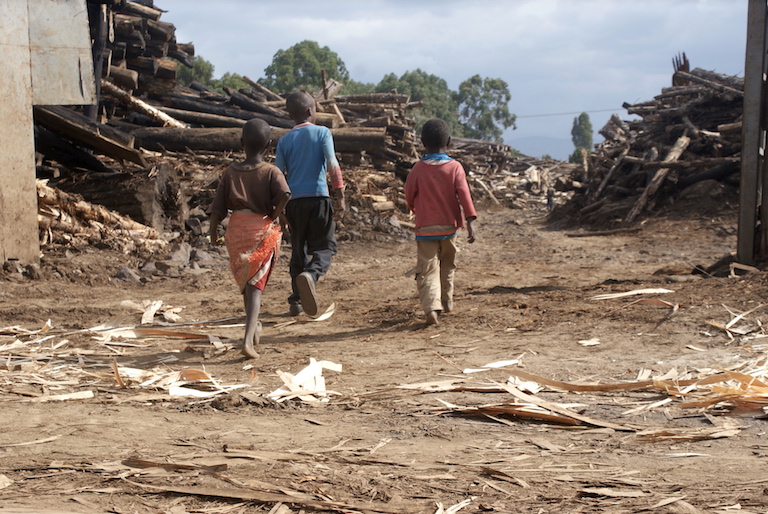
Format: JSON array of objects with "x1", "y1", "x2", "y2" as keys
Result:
[{"x1": 242, "y1": 285, "x2": 262, "y2": 358}]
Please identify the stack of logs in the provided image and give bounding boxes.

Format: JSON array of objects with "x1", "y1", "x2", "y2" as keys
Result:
[
  {"x1": 552, "y1": 66, "x2": 743, "y2": 228},
  {"x1": 32, "y1": 0, "x2": 562, "y2": 252},
  {"x1": 91, "y1": 0, "x2": 194, "y2": 98}
]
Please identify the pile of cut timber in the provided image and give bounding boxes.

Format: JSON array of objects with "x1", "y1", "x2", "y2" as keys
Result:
[
  {"x1": 90, "y1": 0, "x2": 194, "y2": 97},
  {"x1": 551, "y1": 67, "x2": 743, "y2": 228},
  {"x1": 32, "y1": 0, "x2": 567, "y2": 252}
]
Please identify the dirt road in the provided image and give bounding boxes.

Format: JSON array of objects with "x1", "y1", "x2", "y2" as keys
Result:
[{"x1": 3, "y1": 199, "x2": 767, "y2": 513}]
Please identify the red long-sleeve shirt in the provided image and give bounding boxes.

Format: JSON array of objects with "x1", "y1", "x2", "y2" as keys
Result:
[{"x1": 404, "y1": 158, "x2": 477, "y2": 235}]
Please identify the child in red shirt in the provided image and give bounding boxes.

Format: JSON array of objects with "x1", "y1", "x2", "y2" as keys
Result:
[{"x1": 404, "y1": 118, "x2": 477, "y2": 326}]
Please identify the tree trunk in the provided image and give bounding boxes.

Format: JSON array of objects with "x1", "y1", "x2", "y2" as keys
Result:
[
  {"x1": 101, "y1": 79, "x2": 188, "y2": 129},
  {"x1": 223, "y1": 86, "x2": 290, "y2": 119},
  {"x1": 162, "y1": 94, "x2": 294, "y2": 128},
  {"x1": 132, "y1": 126, "x2": 389, "y2": 153}
]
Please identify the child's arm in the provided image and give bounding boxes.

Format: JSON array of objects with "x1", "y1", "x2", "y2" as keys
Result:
[
  {"x1": 206, "y1": 169, "x2": 229, "y2": 245},
  {"x1": 466, "y1": 216, "x2": 477, "y2": 244},
  {"x1": 321, "y1": 129, "x2": 345, "y2": 221},
  {"x1": 208, "y1": 212, "x2": 224, "y2": 245},
  {"x1": 269, "y1": 192, "x2": 291, "y2": 221}
]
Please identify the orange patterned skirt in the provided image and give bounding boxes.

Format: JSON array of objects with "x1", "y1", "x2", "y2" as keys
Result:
[{"x1": 225, "y1": 212, "x2": 281, "y2": 292}]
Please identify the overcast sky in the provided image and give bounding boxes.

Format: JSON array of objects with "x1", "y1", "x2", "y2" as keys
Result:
[{"x1": 157, "y1": 0, "x2": 749, "y2": 159}]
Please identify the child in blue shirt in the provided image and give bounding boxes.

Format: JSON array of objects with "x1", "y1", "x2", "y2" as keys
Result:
[{"x1": 275, "y1": 92, "x2": 345, "y2": 317}]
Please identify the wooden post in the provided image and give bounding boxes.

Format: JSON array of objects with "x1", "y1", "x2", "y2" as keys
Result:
[
  {"x1": 84, "y1": 3, "x2": 108, "y2": 120},
  {"x1": 738, "y1": 0, "x2": 768, "y2": 265},
  {"x1": 321, "y1": 69, "x2": 329, "y2": 100}
]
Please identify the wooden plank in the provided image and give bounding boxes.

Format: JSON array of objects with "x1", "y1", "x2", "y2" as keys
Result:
[{"x1": 34, "y1": 105, "x2": 147, "y2": 166}]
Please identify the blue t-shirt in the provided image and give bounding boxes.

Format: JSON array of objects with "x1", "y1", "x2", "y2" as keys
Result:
[{"x1": 275, "y1": 123, "x2": 338, "y2": 199}]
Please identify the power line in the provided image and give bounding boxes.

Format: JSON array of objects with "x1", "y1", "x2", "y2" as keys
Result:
[{"x1": 516, "y1": 108, "x2": 619, "y2": 119}]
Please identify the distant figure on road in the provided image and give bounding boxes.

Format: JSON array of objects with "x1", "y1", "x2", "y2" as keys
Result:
[
  {"x1": 207, "y1": 118, "x2": 291, "y2": 358},
  {"x1": 275, "y1": 91, "x2": 345, "y2": 318},
  {"x1": 405, "y1": 118, "x2": 478, "y2": 326}
]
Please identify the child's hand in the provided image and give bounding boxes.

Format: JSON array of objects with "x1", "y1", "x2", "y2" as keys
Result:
[
  {"x1": 466, "y1": 218, "x2": 477, "y2": 244},
  {"x1": 278, "y1": 213, "x2": 290, "y2": 239},
  {"x1": 331, "y1": 189, "x2": 345, "y2": 221},
  {"x1": 207, "y1": 234, "x2": 225, "y2": 246}
]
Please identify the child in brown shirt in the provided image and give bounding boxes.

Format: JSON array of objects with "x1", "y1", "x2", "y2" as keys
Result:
[{"x1": 207, "y1": 118, "x2": 291, "y2": 358}]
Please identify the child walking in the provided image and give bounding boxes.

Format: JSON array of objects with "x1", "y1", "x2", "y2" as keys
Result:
[
  {"x1": 207, "y1": 118, "x2": 291, "y2": 358},
  {"x1": 275, "y1": 91, "x2": 345, "y2": 317},
  {"x1": 405, "y1": 118, "x2": 477, "y2": 326}
]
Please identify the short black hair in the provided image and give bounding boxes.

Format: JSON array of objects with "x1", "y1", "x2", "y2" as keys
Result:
[
  {"x1": 285, "y1": 91, "x2": 314, "y2": 118},
  {"x1": 242, "y1": 118, "x2": 271, "y2": 151},
  {"x1": 421, "y1": 118, "x2": 451, "y2": 149}
]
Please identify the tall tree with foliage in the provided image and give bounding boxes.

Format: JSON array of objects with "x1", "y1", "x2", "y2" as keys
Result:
[
  {"x1": 210, "y1": 72, "x2": 250, "y2": 92},
  {"x1": 571, "y1": 112, "x2": 593, "y2": 150},
  {"x1": 340, "y1": 79, "x2": 375, "y2": 95},
  {"x1": 261, "y1": 40, "x2": 350, "y2": 93},
  {"x1": 455, "y1": 75, "x2": 516, "y2": 141},
  {"x1": 375, "y1": 69, "x2": 461, "y2": 134},
  {"x1": 176, "y1": 55, "x2": 215, "y2": 87}
]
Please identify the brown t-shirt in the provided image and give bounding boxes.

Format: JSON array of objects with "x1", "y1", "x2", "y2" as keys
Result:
[{"x1": 207, "y1": 162, "x2": 290, "y2": 219}]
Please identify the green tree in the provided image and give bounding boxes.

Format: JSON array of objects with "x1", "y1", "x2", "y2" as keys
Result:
[
  {"x1": 375, "y1": 69, "x2": 461, "y2": 134},
  {"x1": 571, "y1": 112, "x2": 593, "y2": 150},
  {"x1": 340, "y1": 79, "x2": 376, "y2": 95},
  {"x1": 455, "y1": 75, "x2": 516, "y2": 141},
  {"x1": 568, "y1": 147, "x2": 588, "y2": 164},
  {"x1": 175, "y1": 55, "x2": 215, "y2": 87},
  {"x1": 210, "y1": 72, "x2": 250, "y2": 92},
  {"x1": 261, "y1": 40, "x2": 350, "y2": 93}
]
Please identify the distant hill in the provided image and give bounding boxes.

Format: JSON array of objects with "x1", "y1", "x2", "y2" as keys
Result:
[{"x1": 507, "y1": 136, "x2": 574, "y2": 161}]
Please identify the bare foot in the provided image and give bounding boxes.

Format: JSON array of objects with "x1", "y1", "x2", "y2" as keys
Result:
[
  {"x1": 241, "y1": 321, "x2": 261, "y2": 359},
  {"x1": 241, "y1": 345, "x2": 259, "y2": 359},
  {"x1": 426, "y1": 310, "x2": 439, "y2": 325}
]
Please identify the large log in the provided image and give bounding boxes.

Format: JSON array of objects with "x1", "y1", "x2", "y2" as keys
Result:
[
  {"x1": 168, "y1": 46, "x2": 194, "y2": 68},
  {"x1": 624, "y1": 135, "x2": 691, "y2": 224},
  {"x1": 677, "y1": 160, "x2": 740, "y2": 188},
  {"x1": 146, "y1": 18, "x2": 175, "y2": 41},
  {"x1": 131, "y1": 126, "x2": 388, "y2": 153},
  {"x1": 108, "y1": 66, "x2": 139, "y2": 90},
  {"x1": 162, "y1": 94, "x2": 294, "y2": 128},
  {"x1": 223, "y1": 86, "x2": 290, "y2": 119},
  {"x1": 155, "y1": 58, "x2": 177, "y2": 80},
  {"x1": 154, "y1": 106, "x2": 339, "y2": 130},
  {"x1": 675, "y1": 71, "x2": 744, "y2": 98},
  {"x1": 157, "y1": 107, "x2": 247, "y2": 128},
  {"x1": 101, "y1": 79, "x2": 188, "y2": 129},
  {"x1": 126, "y1": 56, "x2": 159, "y2": 76},
  {"x1": 122, "y1": 0, "x2": 162, "y2": 21},
  {"x1": 242, "y1": 77, "x2": 283, "y2": 102},
  {"x1": 333, "y1": 93, "x2": 410, "y2": 104}
]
